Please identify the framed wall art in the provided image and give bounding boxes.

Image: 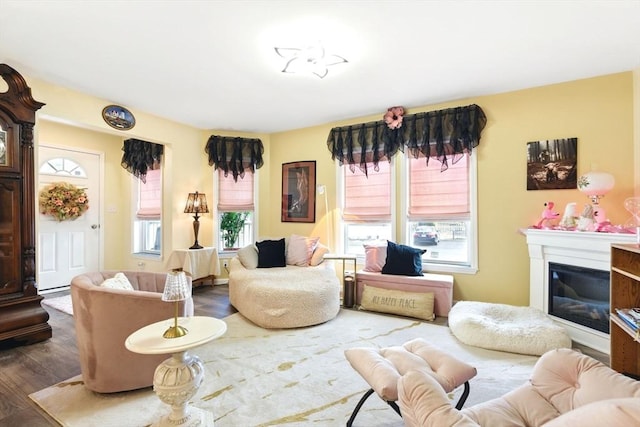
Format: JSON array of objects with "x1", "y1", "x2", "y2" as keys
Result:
[
  {"x1": 281, "y1": 160, "x2": 316, "y2": 223},
  {"x1": 102, "y1": 104, "x2": 136, "y2": 130},
  {"x1": 526, "y1": 137, "x2": 578, "y2": 190}
]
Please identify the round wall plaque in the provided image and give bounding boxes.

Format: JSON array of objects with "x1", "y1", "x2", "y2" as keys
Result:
[{"x1": 102, "y1": 105, "x2": 136, "y2": 130}]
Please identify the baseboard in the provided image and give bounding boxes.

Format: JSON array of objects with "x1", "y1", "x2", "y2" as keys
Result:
[
  {"x1": 214, "y1": 278, "x2": 229, "y2": 285},
  {"x1": 39, "y1": 286, "x2": 71, "y2": 295}
]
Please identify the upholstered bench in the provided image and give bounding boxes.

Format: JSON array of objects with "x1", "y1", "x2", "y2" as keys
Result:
[
  {"x1": 356, "y1": 270, "x2": 454, "y2": 316},
  {"x1": 344, "y1": 338, "x2": 477, "y2": 426}
]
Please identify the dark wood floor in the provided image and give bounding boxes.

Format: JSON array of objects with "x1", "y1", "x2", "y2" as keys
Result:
[
  {"x1": 0, "y1": 285, "x2": 609, "y2": 426},
  {"x1": 0, "y1": 284, "x2": 236, "y2": 427}
]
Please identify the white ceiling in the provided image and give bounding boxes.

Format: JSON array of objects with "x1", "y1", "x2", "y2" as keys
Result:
[{"x1": 1, "y1": 1, "x2": 640, "y2": 134}]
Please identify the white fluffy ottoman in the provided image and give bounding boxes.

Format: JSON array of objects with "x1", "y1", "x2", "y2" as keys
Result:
[{"x1": 448, "y1": 301, "x2": 571, "y2": 356}]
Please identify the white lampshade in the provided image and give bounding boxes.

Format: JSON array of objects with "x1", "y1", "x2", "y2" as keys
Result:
[
  {"x1": 162, "y1": 271, "x2": 191, "y2": 302},
  {"x1": 578, "y1": 171, "x2": 615, "y2": 203}
]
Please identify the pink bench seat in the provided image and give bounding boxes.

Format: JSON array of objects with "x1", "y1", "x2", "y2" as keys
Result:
[{"x1": 356, "y1": 270, "x2": 454, "y2": 317}]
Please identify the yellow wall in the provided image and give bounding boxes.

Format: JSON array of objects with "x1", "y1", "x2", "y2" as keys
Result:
[
  {"x1": 30, "y1": 78, "x2": 213, "y2": 272},
  {"x1": 268, "y1": 72, "x2": 635, "y2": 305},
  {"x1": 29, "y1": 76, "x2": 270, "y2": 274},
  {"x1": 26, "y1": 70, "x2": 635, "y2": 306},
  {"x1": 36, "y1": 121, "x2": 130, "y2": 269}
]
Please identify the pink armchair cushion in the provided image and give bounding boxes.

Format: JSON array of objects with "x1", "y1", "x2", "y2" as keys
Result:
[
  {"x1": 528, "y1": 347, "x2": 640, "y2": 411},
  {"x1": 398, "y1": 348, "x2": 640, "y2": 427},
  {"x1": 345, "y1": 338, "x2": 476, "y2": 402},
  {"x1": 399, "y1": 369, "x2": 478, "y2": 427},
  {"x1": 542, "y1": 398, "x2": 640, "y2": 426}
]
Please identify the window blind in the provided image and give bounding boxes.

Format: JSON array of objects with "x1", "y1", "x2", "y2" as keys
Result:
[
  {"x1": 137, "y1": 168, "x2": 161, "y2": 219},
  {"x1": 218, "y1": 169, "x2": 254, "y2": 212},
  {"x1": 408, "y1": 154, "x2": 469, "y2": 220},
  {"x1": 343, "y1": 161, "x2": 391, "y2": 221}
]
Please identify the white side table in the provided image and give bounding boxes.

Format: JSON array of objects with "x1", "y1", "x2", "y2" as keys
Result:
[
  {"x1": 125, "y1": 316, "x2": 227, "y2": 427},
  {"x1": 323, "y1": 254, "x2": 358, "y2": 308},
  {"x1": 166, "y1": 247, "x2": 221, "y2": 286}
]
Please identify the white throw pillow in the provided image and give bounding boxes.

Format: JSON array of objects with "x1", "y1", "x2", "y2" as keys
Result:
[
  {"x1": 363, "y1": 243, "x2": 387, "y2": 272},
  {"x1": 237, "y1": 244, "x2": 258, "y2": 269},
  {"x1": 286, "y1": 234, "x2": 320, "y2": 267},
  {"x1": 310, "y1": 243, "x2": 330, "y2": 266},
  {"x1": 100, "y1": 272, "x2": 134, "y2": 290}
]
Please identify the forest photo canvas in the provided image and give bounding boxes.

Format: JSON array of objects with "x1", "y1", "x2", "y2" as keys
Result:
[{"x1": 526, "y1": 137, "x2": 578, "y2": 190}]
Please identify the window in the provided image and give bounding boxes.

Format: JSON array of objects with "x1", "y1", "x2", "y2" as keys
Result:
[
  {"x1": 39, "y1": 157, "x2": 87, "y2": 177},
  {"x1": 216, "y1": 169, "x2": 255, "y2": 250},
  {"x1": 133, "y1": 168, "x2": 161, "y2": 256},
  {"x1": 340, "y1": 161, "x2": 394, "y2": 255},
  {"x1": 405, "y1": 154, "x2": 476, "y2": 271},
  {"x1": 339, "y1": 153, "x2": 477, "y2": 273}
]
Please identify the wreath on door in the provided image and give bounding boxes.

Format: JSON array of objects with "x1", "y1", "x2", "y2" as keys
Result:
[{"x1": 39, "y1": 182, "x2": 89, "y2": 221}]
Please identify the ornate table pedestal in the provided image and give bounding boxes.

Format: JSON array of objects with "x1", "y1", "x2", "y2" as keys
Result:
[{"x1": 125, "y1": 316, "x2": 227, "y2": 427}]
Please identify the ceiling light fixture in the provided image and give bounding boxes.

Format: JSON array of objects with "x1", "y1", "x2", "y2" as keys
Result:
[{"x1": 274, "y1": 41, "x2": 347, "y2": 79}]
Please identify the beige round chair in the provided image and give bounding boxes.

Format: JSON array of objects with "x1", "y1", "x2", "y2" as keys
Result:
[{"x1": 228, "y1": 257, "x2": 340, "y2": 329}]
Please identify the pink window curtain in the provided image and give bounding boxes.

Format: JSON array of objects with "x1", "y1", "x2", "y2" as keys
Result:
[
  {"x1": 343, "y1": 161, "x2": 391, "y2": 221},
  {"x1": 408, "y1": 154, "x2": 469, "y2": 220},
  {"x1": 218, "y1": 169, "x2": 254, "y2": 212},
  {"x1": 137, "y1": 168, "x2": 161, "y2": 219}
]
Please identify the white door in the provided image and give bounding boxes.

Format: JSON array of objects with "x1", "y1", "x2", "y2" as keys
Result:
[{"x1": 37, "y1": 146, "x2": 101, "y2": 291}]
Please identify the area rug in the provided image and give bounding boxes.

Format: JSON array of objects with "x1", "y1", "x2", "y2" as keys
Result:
[
  {"x1": 29, "y1": 309, "x2": 538, "y2": 427},
  {"x1": 41, "y1": 294, "x2": 73, "y2": 316}
]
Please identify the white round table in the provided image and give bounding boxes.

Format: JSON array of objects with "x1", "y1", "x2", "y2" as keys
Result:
[{"x1": 125, "y1": 316, "x2": 227, "y2": 427}]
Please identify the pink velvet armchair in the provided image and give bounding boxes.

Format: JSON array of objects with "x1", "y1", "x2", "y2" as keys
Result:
[
  {"x1": 70, "y1": 271, "x2": 194, "y2": 393},
  {"x1": 398, "y1": 348, "x2": 640, "y2": 427}
]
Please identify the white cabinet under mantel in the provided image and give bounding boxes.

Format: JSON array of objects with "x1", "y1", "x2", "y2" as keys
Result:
[{"x1": 522, "y1": 228, "x2": 637, "y2": 354}]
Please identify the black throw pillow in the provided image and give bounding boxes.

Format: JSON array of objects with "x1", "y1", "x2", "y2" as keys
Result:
[
  {"x1": 381, "y1": 240, "x2": 426, "y2": 276},
  {"x1": 256, "y1": 238, "x2": 286, "y2": 268}
]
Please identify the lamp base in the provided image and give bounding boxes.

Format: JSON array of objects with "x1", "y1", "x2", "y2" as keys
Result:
[
  {"x1": 189, "y1": 243, "x2": 203, "y2": 250},
  {"x1": 163, "y1": 325, "x2": 189, "y2": 339}
]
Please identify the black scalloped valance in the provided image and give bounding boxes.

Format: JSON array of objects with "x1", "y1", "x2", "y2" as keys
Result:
[
  {"x1": 327, "y1": 104, "x2": 486, "y2": 173},
  {"x1": 205, "y1": 135, "x2": 264, "y2": 181},
  {"x1": 121, "y1": 138, "x2": 163, "y2": 183}
]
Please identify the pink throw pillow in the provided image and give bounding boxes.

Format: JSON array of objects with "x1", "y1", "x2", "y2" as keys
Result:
[
  {"x1": 286, "y1": 234, "x2": 320, "y2": 266},
  {"x1": 310, "y1": 243, "x2": 330, "y2": 266},
  {"x1": 363, "y1": 244, "x2": 387, "y2": 272}
]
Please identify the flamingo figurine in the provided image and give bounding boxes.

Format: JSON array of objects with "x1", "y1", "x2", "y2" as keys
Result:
[{"x1": 535, "y1": 201, "x2": 560, "y2": 228}]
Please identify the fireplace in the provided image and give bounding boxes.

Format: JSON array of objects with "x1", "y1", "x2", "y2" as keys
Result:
[
  {"x1": 548, "y1": 262, "x2": 610, "y2": 334},
  {"x1": 524, "y1": 229, "x2": 637, "y2": 354}
]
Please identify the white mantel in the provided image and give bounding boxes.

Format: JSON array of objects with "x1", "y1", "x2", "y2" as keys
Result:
[{"x1": 522, "y1": 228, "x2": 637, "y2": 354}]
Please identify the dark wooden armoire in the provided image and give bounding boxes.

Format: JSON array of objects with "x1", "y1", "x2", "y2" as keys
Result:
[{"x1": 0, "y1": 64, "x2": 51, "y2": 345}]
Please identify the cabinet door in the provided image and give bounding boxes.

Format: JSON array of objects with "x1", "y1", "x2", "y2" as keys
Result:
[{"x1": 0, "y1": 178, "x2": 21, "y2": 295}]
